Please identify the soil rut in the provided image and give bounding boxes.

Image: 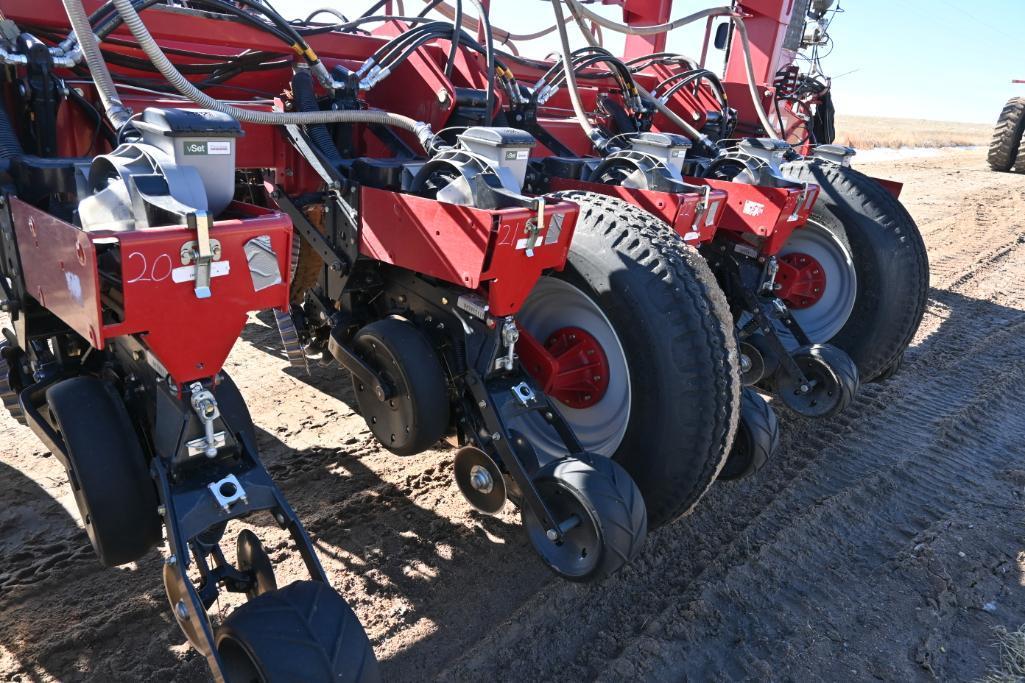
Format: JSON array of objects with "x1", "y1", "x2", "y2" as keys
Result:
[{"x1": 1, "y1": 149, "x2": 1023, "y2": 681}]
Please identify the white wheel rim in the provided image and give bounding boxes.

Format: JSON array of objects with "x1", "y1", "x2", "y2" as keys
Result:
[
  {"x1": 513, "y1": 277, "x2": 631, "y2": 461},
  {"x1": 776, "y1": 219, "x2": 858, "y2": 345}
]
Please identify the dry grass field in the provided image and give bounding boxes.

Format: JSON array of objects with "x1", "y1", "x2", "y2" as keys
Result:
[{"x1": 835, "y1": 114, "x2": 992, "y2": 149}]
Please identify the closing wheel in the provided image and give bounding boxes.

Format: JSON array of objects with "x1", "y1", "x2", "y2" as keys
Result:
[
  {"x1": 518, "y1": 192, "x2": 741, "y2": 528},
  {"x1": 46, "y1": 376, "x2": 161, "y2": 566},
  {"x1": 237, "y1": 529, "x2": 278, "y2": 599},
  {"x1": 351, "y1": 318, "x2": 449, "y2": 456},
  {"x1": 522, "y1": 453, "x2": 646, "y2": 582},
  {"x1": 781, "y1": 160, "x2": 928, "y2": 383},
  {"x1": 775, "y1": 344, "x2": 858, "y2": 419},
  {"x1": 718, "y1": 388, "x2": 780, "y2": 481},
  {"x1": 216, "y1": 580, "x2": 379, "y2": 683}
]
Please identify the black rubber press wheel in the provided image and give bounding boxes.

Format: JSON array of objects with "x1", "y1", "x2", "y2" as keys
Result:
[
  {"x1": 718, "y1": 388, "x2": 780, "y2": 481},
  {"x1": 216, "y1": 580, "x2": 379, "y2": 683},
  {"x1": 522, "y1": 453, "x2": 647, "y2": 582},
  {"x1": 46, "y1": 376, "x2": 161, "y2": 566}
]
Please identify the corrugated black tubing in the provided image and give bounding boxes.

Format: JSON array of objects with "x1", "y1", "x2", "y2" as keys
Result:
[
  {"x1": 0, "y1": 100, "x2": 24, "y2": 158},
  {"x1": 291, "y1": 70, "x2": 345, "y2": 169}
]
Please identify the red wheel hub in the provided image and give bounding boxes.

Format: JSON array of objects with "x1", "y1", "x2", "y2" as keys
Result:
[
  {"x1": 516, "y1": 326, "x2": 610, "y2": 409},
  {"x1": 775, "y1": 252, "x2": 827, "y2": 309}
]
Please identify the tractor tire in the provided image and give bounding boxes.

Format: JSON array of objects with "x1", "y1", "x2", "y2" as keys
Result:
[
  {"x1": 873, "y1": 350, "x2": 904, "y2": 383},
  {"x1": 989, "y1": 97, "x2": 1025, "y2": 172},
  {"x1": 46, "y1": 376, "x2": 161, "y2": 566},
  {"x1": 781, "y1": 160, "x2": 928, "y2": 383},
  {"x1": 718, "y1": 388, "x2": 780, "y2": 481},
  {"x1": 520, "y1": 191, "x2": 740, "y2": 528},
  {"x1": 0, "y1": 340, "x2": 24, "y2": 425},
  {"x1": 216, "y1": 580, "x2": 379, "y2": 683},
  {"x1": 522, "y1": 452, "x2": 646, "y2": 582}
]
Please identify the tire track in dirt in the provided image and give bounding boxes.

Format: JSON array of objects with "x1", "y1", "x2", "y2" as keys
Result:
[
  {"x1": 439, "y1": 152, "x2": 1025, "y2": 681},
  {"x1": 2, "y1": 150, "x2": 1024, "y2": 682}
]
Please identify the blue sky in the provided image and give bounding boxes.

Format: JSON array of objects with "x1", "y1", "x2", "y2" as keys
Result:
[{"x1": 288, "y1": 1, "x2": 1025, "y2": 124}]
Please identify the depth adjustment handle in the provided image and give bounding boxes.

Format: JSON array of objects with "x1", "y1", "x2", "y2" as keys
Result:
[{"x1": 186, "y1": 210, "x2": 215, "y2": 299}]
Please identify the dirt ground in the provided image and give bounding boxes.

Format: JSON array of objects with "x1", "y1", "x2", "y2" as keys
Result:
[{"x1": 2, "y1": 148, "x2": 1024, "y2": 682}]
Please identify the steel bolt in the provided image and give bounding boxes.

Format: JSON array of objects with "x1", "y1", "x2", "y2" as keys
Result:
[
  {"x1": 176, "y1": 600, "x2": 190, "y2": 620},
  {"x1": 274, "y1": 512, "x2": 286, "y2": 527},
  {"x1": 478, "y1": 400, "x2": 487, "y2": 408},
  {"x1": 491, "y1": 432, "x2": 502, "y2": 442},
  {"x1": 157, "y1": 505, "x2": 166, "y2": 517},
  {"x1": 546, "y1": 529, "x2": 558, "y2": 541}
]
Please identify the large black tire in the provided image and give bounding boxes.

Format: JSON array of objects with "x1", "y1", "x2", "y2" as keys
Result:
[
  {"x1": 989, "y1": 97, "x2": 1025, "y2": 172},
  {"x1": 351, "y1": 317, "x2": 449, "y2": 456},
  {"x1": 547, "y1": 191, "x2": 741, "y2": 527},
  {"x1": 522, "y1": 452, "x2": 646, "y2": 582},
  {"x1": 718, "y1": 388, "x2": 780, "y2": 481},
  {"x1": 0, "y1": 340, "x2": 24, "y2": 425},
  {"x1": 781, "y1": 161, "x2": 929, "y2": 382},
  {"x1": 216, "y1": 580, "x2": 379, "y2": 683},
  {"x1": 46, "y1": 376, "x2": 161, "y2": 566}
]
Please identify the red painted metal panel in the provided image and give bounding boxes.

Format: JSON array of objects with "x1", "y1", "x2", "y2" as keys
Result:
[
  {"x1": 480, "y1": 202, "x2": 577, "y2": 315},
  {"x1": 12, "y1": 199, "x2": 105, "y2": 348},
  {"x1": 688, "y1": 177, "x2": 817, "y2": 254},
  {"x1": 13, "y1": 198, "x2": 291, "y2": 384},
  {"x1": 547, "y1": 177, "x2": 726, "y2": 244},
  {"x1": 865, "y1": 175, "x2": 903, "y2": 200},
  {"x1": 359, "y1": 188, "x2": 578, "y2": 316},
  {"x1": 103, "y1": 205, "x2": 291, "y2": 383}
]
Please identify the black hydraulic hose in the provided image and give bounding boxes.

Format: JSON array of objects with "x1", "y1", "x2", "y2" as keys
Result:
[
  {"x1": 291, "y1": 70, "x2": 345, "y2": 169},
  {"x1": 360, "y1": 0, "x2": 393, "y2": 19},
  {"x1": 468, "y1": 0, "x2": 495, "y2": 124},
  {"x1": 95, "y1": 0, "x2": 293, "y2": 47},
  {"x1": 91, "y1": 0, "x2": 309, "y2": 63},
  {"x1": 443, "y1": 0, "x2": 462, "y2": 79},
  {"x1": 0, "y1": 100, "x2": 24, "y2": 158},
  {"x1": 66, "y1": 87, "x2": 117, "y2": 152},
  {"x1": 659, "y1": 69, "x2": 727, "y2": 105},
  {"x1": 417, "y1": 0, "x2": 446, "y2": 17},
  {"x1": 369, "y1": 22, "x2": 451, "y2": 66}
]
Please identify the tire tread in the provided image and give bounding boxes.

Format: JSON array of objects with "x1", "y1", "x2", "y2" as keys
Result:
[{"x1": 553, "y1": 191, "x2": 741, "y2": 526}]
